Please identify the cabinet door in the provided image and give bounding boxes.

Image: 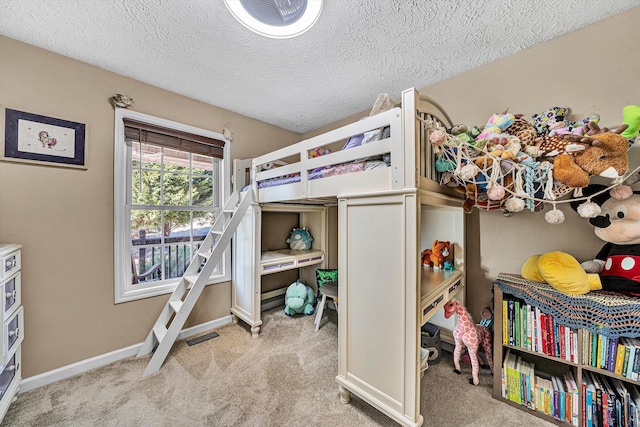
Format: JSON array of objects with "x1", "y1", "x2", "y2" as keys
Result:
[{"x1": 336, "y1": 193, "x2": 421, "y2": 426}]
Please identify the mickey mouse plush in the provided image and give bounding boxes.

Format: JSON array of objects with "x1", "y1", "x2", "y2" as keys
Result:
[{"x1": 522, "y1": 184, "x2": 640, "y2": 297}]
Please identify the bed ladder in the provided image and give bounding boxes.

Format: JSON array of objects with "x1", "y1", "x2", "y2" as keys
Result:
[{"x1": 137, "y1": 190, "x2": 253, "y2": 377}]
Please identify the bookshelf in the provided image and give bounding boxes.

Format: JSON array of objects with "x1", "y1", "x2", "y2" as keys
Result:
[{"x1": 493, "y1": 276, "x2": 640, "y2": 426}]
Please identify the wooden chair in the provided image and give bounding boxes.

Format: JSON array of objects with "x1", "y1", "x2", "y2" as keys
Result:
[
  {"x1": 314, "y1": 281, "x2": 338, "y2": 331},
  {"x1": 131, "y1": 255, "x2": 161, "y2": 284}
]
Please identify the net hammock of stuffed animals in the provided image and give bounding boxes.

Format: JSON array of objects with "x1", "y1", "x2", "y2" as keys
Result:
[{"x1": 418, "y1": 105, "x2": 640, "y2": 225}]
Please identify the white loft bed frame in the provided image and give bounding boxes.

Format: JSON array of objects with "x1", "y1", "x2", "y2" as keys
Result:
[
  {"x1": 234, "y1": 88, "x2": 453, "y2": 202},
  {"x1": 232, "y1": 88, "x2": 465, "y2": 427}
]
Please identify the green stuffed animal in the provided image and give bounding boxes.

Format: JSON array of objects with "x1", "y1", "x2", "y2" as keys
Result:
[
  {"x1": 284, "y1": 280, "x2": 316, "y2": 316},
  {"x1": 622, "y1": 104, "x2": 640, "y2": 140}
]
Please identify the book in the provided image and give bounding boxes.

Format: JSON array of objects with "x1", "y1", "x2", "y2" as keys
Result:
[
  {"x1": 564, "y1": 370, "x2": 580, "y2": 426},
  {"x1": 611, "y1": 378, "x2": 629, "y2": 427},
  {"x1": 515, "y1": 301, "x2": 521, "y2": 347},
  {"x1": 508, "y1": 299, "x2": 515, "y2": 347},
  {"x1": 560, "y1": 324, "x2": 567, "y2": 362},
  {"x1": 625, "y1": 338, "x2": 637, "y2": 379},
  {"x1": 601, "y1": 335, "x2": 609, "y2": 370},
  {"x1": 502, "y1": 299, "x2": 508, "y2": 345},
  {"x1": 597, "y1": 333, "x2": 604, "y2": 370},
  {"x1": 630, "y1": 337, "x2": 640, "y2": 381},
  {"x1": 622, "y1": 338, "x2": 632, "y2": 378},
  {"x1": 591, "y1": 333, "x2": 599, "y2": 368},
  {"x1": 615, "y1": 343, "x2": 626, "y2": 375},
  {"x1": 601, "y1": 376, "x2": 619, "y2": 427},
  {"x1": 607, "y1": 337, "x2": 619, "y2": 373},
  {"x1": 541, "y1": 313, "x2": 548, "y2": 356},
  {"x1": 547, "y1": 314, "x2": 556, "y2": 357},
  {"x1": 586, "y1": 371, "x2": 604, "y2": 427},
  {"x1": 526, "y1": 304, "x2": 533, "y2": 351},
  {"x1": 583, "y1": 375, "x2": 593, "y2": 427}
]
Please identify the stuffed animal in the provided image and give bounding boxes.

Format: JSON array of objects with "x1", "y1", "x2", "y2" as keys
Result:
[
  {"x1": 475, "y1": 113, "x2": 515, "y2": 142},
  {"x1": 444, "y1": 299, "x2": 493, "y2": 386},
  {"x1": 504, "y1": 114, "x2": 538, "y2": 154},
  {"x1": 522, "y1": 185, "x2": 640, "y2": 296},
  {"x1": 532, "y1": 106, "x2": 570, "y2": 135},
  {"x1": 284, "y1": 280, "x2": 316, "y2": 316},
  {"x1": 421, "y1": 240, "x2": 451, "y2": 270},
  {"x1": 552, "y1": 131, "x2": 629, "y2": 188},
  {"x1": 622, "y1": 105, "x2": 640, "y2": 141},
  {"x1": 286, "y1": 227, "x2": 313, "y2": 250}
]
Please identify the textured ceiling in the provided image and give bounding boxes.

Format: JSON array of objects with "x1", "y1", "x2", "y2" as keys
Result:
[{"x1": 1, "y1": 1, "x2": 639, "y2": 134}]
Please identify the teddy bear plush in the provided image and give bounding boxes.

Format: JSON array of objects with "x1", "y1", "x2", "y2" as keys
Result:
[
  {"x1": 284, "y1": 280, "x2": 316, "y2": 316},
  {"x1": 421, "y1": 240, "x2": 451, "y2": 270},
  {"x1": 552, "y1": 130, "x2": 629, "y2": 188},
  {"x1": 522, "y1": 184, "x2": 640, "y2": 296}
]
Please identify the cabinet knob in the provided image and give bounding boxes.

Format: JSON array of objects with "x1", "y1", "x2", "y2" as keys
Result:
[
  {"x1": 9, "y1": 327, "x2": 19, "y2": 338},
  {"x1": 5, "y1": 290, "x2": 16, "y2": 299}
]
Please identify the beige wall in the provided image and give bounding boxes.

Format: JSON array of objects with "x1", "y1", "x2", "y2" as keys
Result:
[{"x1": 0, "y1": 36, "x2": 301, "y2": 377}]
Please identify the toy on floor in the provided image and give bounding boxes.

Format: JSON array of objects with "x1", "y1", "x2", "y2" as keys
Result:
[
  {"x1": 284, "y1": 280, "x2": 316, "y2": 316},
  {"x1": 421, "y1": 240, "x2": 451, "y2": 270},
  {"x1": 444, "y1": 299, "x2": 493, "y2": 385}
]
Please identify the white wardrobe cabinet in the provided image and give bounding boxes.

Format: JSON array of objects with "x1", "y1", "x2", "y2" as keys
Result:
[
  {"x1": 0, "y1": 244, "x2": 23, "y2": 423},
  {"x1": 336, "y1": 190, "x2": 465, "y2": 427}
]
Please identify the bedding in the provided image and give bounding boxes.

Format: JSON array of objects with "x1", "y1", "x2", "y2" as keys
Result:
[
  {"x1": 243, "y1": 125, "x2": 392, "y2": 191},
  {"x1": 243, "y1": 160, "x2": 388, "y2": 191}
]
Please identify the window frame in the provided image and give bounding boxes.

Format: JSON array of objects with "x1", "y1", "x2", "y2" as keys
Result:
[{"x1": 114, "y1": 108, "x2": 231, "y2": 303}]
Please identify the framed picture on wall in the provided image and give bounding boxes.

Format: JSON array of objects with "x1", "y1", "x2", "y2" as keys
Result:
[{"x1": 1, "y1": 107, "x2": 87, "y2": 169}]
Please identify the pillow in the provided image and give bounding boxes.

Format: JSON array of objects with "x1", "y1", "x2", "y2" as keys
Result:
[
  {"x1": 316, "y1": 268, "x2": 338, "y2": 287},
  {"x1": 342, "y1": 134, "x2": 364, "y2": 150}
]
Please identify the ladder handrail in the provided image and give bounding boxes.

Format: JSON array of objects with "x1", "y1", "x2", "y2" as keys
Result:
[{"x1": 137, "y1": 190, "x2": 253, "y2": 376}]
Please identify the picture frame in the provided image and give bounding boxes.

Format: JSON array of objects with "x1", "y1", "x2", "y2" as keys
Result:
[{"x1": 1, "y1": 107, "x2": 87, "y2": 169}]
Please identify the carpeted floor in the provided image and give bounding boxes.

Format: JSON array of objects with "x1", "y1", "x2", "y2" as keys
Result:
[{"x1": 3, "y1": 307, "x2": 554, "y2": 426}]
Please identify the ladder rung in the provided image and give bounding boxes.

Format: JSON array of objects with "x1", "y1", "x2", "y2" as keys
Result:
[
  {"x1": 169, "y1": 300, "x2": 183, "y2": 313},
  {"x1": 184, "y1": 275, "x2": 199, "y2": 285},
  {"x1": 153, "y1": 324, "x2": 167, "y2": 343},
  {"x1": 223, "y1": 209, "x2": 235, "y2": 213},
  {"x1": 211, "y1": 230, "x2": 224, "y2": 235}
]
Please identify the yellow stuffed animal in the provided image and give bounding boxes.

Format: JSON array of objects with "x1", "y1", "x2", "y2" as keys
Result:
[{"x1": 522, "y1": 251, "x2": 602, "y2": 295}]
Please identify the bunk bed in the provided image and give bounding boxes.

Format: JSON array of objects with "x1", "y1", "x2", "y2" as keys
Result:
[{"x1": 231, "y1": 88, "x2": 464, "y2": 427}]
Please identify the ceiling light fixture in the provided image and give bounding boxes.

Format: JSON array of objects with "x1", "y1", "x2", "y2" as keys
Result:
[{"x1": 224, "y1": 0, "x2": 322, "y2": 39}]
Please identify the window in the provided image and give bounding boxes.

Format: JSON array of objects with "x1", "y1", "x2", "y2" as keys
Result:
[{"x1": 114, "y1": 109, "x2": 230, "y2": 303}]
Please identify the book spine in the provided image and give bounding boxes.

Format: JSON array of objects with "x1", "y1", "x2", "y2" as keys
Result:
[
  {"x1": 508, "y1": 299, "x2": 514, "y2": 347},
  {"x1": 560, "y1": 324, "x2": 567, "y2": 361},
  {"x1": 547, "y1": 314, "x2": 555, "y2": 357},
  {"x1": 625, "y1": 339, "x2": 636, "y2": 379},
  {"x1": 615, "y1": 343, "x2": 625, "y2": 375},
  {"x1": 597, "y1": 333, "x2": 603, "y2": 369},
  {"x1": 502, "y1": 299, "x2": 508, "y2": 345},
  {"x1": 541, "y1": 313, "x2": 548, "y2": 356},
  {"x1": 622, "y1": 339, "x2": 631, "y2": 378},
  {"x1": 515, "y1": 301, "x2": 521, "y2": 347},
  {"x1": 632, "y1": 339, "x2": 640, "y2": 381},
  {"x1": 608, "y1": 337, "x2": 619, "y2": 372}
]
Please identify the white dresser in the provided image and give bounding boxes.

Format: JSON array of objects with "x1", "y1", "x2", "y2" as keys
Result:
[{"x1": 0, "y1": 244, "x2": 23, "y2": 422}]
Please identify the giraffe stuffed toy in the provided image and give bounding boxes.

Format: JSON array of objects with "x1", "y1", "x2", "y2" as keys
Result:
[{"x1": 444, "y1": 299, "x2": 493, "y2": 385}]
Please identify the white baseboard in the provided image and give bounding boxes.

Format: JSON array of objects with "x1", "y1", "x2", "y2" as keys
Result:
[{"x1": 19, "y1": 314, "x2": 233, "y2": 393}]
